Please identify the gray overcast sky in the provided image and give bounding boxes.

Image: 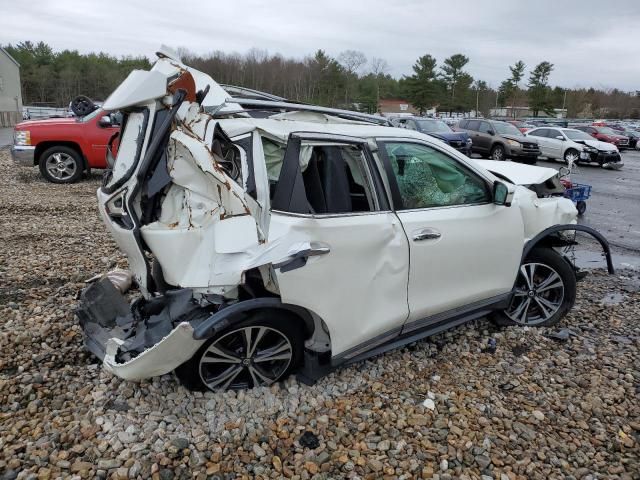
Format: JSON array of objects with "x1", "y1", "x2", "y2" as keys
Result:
[{"x1": 2, "y1": 0, "x2": 640, "y2": 90}]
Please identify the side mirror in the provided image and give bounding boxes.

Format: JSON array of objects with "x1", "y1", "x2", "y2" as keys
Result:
[
  {"x1": 487, "y1": 130, "x2": 495, "y2": 136},
  {"x1": 556, "y1": 135, "x2": 564, "y2": 140},
  {"x1": 493, "y1": 181, "x2": 514, "y2": 207},
  {"x1": 99, "y1": 115, "x2": 112, "y2": 127}
]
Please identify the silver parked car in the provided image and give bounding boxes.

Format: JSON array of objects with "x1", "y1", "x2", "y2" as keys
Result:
[{"x1": 526, "y1": 127, "x2": 623, "y2": 169}]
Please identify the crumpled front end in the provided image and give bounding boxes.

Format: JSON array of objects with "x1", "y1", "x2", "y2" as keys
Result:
[{"x1": 512, "y1": 186, "x2": 578, "y2": 241}]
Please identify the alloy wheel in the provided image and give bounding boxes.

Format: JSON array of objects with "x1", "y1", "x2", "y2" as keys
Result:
[
  {"x1": 492, "y1": 147, "x2": 504, "y2": 160},
  {"x1": 198, "y1": 326, "x2": 293, "y2": 390},
  {"x1": 45, "y1": 152, "x2": 77, "y2": 181},
  {"x1": 506, "y1": 262, "x2": 565, "y2": 325}
]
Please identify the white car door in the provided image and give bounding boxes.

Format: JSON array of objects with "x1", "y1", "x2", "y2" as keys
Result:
[
  {"x1": 527, "y1": 128, "x2": 551, "y2": 157},
  {"x1": 377, "y1": 139, "x2": 524, "y2": 330},
  {"x1": 269, "y1": 134, "x2": 410, "y2": 358},
  {"x1": 545, "y1": 128, "x2": 565, "y2": 158}
]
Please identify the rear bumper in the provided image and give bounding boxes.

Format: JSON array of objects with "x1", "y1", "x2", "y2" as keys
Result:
[
  {"x1": 10, "y1": 145, "x2": 35, "y2": 167},
  {"x1": 76, "y1": 278, "x2": 204, "y2": 381}
]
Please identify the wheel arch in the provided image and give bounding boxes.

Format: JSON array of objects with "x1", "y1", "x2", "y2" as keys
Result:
[
  {"x1": 192, "y1": 297, "x2": 326, "y2": 347},
  {"x1": 35, "y1": 141, "x2": 88, "y2": 170},
  {"x1": 491, "y1": 141, "x2": 507, "y2": 156},
  {"x1": 523, "y1": 224, "x2": 614, "y2": 274}
]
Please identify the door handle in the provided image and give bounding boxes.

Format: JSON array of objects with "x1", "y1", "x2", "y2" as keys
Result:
[
  {"x1": 307, "y1": 241, "x2": 331, "y2": 256},
  {"x1": 273, "y1": 242, "x2": 330, "y2": 273},
  {"x1": 413, "y1": 228, "x2": 441, "y2": 241}
]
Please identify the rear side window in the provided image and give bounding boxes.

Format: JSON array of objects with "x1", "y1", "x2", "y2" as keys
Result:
[
  {"x1": 479, "y1": 122, "x2": 493, "y2": 134},
  {"x1": 301, "y1": 144, "x2": 376, "y2": 214},
  {"x1": 466, "y1": 120, "x2": 480, "y2": 131},
  {"x1": 458, "y1": 119, "x2": 468, "y2": 129},
  {"x1": 269, "y1": 138, "x2": 377, "y2": 215},
  {"x1": 528, "y1": 128, "x2": 546, "y2": 137}
]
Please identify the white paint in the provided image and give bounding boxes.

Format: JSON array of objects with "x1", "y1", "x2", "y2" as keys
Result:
[
  {"x1": 103, "y1": 322, "x2": 204, "y2": 380},
  {"x1": 475, "y1": 159, "x2": 558, "y2": 185}
]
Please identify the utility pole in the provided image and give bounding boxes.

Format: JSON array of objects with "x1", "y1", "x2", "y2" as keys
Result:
[
  {"x1": 476, "y1": 88, "x2": 479, "y2": 117},
  {"x1": 562, "y1": 89, "x2": 567, "y2": 118}
]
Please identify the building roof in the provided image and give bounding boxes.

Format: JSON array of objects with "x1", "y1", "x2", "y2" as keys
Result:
[{"x1": 0, "y1": 47, "x2": 20, "y2": 67}]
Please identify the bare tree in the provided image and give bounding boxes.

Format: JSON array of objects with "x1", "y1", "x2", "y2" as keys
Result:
[
  {"x1": 369, "y1": 57, "x2": 389, "y2": 76},
  {"x1": 338, "y1": 50, "x2": 367, "y2": 75}
]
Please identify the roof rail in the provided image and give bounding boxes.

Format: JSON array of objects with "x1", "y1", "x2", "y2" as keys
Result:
[
  {"x1": 219, "y1": 84, "x2": 288, "y2": 102},
  {"x1": 214, "y1": 98, "x2": 390, "y2": 126}
]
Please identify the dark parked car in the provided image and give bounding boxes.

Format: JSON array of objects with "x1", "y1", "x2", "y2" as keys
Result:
[
  {"x1": 621, "y1": 130, "x2": 639, "y2": 149},
  {"x1": 393, "y1": 117, "x2": 472, "y2": 155},
  {"x1": 456, "y1": 119, "x2": 540, "y2": 163},
  {"x1": 573, "y1": 126, "x2": 630, "y2": 149}
]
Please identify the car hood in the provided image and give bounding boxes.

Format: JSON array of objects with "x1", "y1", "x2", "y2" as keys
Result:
[
  {"x1": 16, "y1": 117, "x2": 77, "y2": 129},
  {"x1": 573, "y1": 139, "x2": 617, "y2": 151},
  {"x1": 500, "y1": 133, "x2": 532, "y2": 143},
  {"x1": 474, "y1": 159, "x2": 557, "y2": 185},
  {"x1": 427, "y1": 131, "x2": 469, "y2": 142}
]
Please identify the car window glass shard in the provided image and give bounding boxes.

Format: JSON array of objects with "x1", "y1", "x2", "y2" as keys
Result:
[{"x1": 383, "y1": 142, "x2": 490, "y2": 210}]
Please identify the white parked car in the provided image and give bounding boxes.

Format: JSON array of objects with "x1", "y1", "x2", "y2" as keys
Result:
[
  {"x1": 77, "y1": 49, "x2": 614, "y2": 391},
  {"x1": 526, "y1": 127, "x2": 623, "y2": 169}
]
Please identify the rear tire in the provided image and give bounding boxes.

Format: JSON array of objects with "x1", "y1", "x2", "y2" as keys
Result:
[
  {"x1": 491, "y1": 248, "x2": 576, "y2": 327},
  {"x1": 175, "y1": 311, "x2": 304, "y2": 391},
  {"x1": 38, "y1": 146, "x2": 83, "y2": 184}
]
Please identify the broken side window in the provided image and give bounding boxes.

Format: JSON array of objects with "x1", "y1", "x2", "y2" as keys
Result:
[
  {"x1": 300, "y1": 144, "x2": 375, "y2": 214},
  {"x1": 383, "y1": 142, "x2": 490, "y2": 210}
]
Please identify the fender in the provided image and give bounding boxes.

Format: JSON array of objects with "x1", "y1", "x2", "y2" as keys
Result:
[
  {"x1": 192, "y1": 297, "x2": 315, "y2": 340},
  {"x1": 523, "y1": 224, "x2": 614, "y2": 274}
]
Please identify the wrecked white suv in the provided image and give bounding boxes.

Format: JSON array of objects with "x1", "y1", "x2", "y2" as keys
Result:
[{"x1": 77, "y1": 48, "x2": 614, "y2": 391}]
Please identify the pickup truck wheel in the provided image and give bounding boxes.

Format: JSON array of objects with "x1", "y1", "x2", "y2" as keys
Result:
[
  {"x1": 490, "y1": 144, "x2": 505, "y2": 160},
  {"x1": 39, "y1": 146, "x2": 83, "y2": 184},
  {"x1": 175, "y1": 312, "x2": 304, "y2": 391},
  {"x1": 492, "y1": 248, "x2": 576, "y2": 327}
]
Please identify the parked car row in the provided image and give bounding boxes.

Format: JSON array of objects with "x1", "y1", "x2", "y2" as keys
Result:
[
  {"x1": 9, "y1": 105, "x2": 632, "y2": 185},
  {"x1": 390, "y1": 115, "x2": 626, "y2": 169}
]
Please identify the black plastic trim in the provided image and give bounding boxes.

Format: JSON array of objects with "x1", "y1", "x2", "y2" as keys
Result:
[
  {"x1": 233, "y1": 136, "x2": 257, "y2": 199},
  {"x1": 192, "y1": 297, "x2": 315, "y2": 340},
  {"x1": 523, "y1": 224, "x2": 614, "y2": 274}
]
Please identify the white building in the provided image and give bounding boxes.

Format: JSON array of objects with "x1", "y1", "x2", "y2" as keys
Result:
[{"x1": 0, "y1": 48, "x2": 23, "y2": 127}]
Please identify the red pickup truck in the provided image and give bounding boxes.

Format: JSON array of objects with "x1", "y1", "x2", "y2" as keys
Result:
[{"x1": 11, "y1": 109, "x2": 120, "y2": 183}]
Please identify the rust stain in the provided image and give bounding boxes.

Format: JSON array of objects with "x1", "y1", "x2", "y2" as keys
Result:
[
  {"x1": 167, "y1": 71, "x2": 196, "y2": 103},
  {"x1": 168, "y1": 221, "x2": 179, "y2": 229}
]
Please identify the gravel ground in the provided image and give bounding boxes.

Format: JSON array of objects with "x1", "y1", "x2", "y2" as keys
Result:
[{"x1": 0, "y1": 150, "x2": 638, "y2": 480}]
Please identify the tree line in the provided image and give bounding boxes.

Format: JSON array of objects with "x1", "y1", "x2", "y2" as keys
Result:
[{"x1": 4, "y1": 41, "x2": 640, "y2": 119}]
